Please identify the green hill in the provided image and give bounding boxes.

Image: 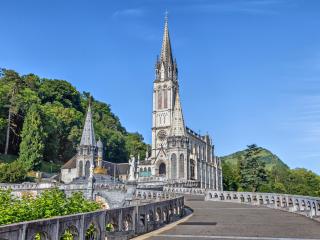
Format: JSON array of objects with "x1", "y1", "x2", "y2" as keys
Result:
[{"x1": 221, "y1": 147, "x2": 289, "y2": 171}]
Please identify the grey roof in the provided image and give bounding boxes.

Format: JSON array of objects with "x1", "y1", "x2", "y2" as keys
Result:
[
  {"x1": 170, "y1": 92, "x2": 186, "y2": 136},
  {"x1": 61, "y1": 155, "x2": 77, "y2": 169},
  {"x1": 80, "y1": 104, "x2": 96, "y2": 146},
  {"x1": 117, "y1": 163, "x2": 129, "y2": 175},
  {"x1": 160, "y1": 16, "x2": 173, "y2": 66}
]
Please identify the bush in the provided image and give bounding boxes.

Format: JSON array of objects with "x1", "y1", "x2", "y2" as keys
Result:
[{"x1": 0, "y1": 188, "x2": 101, "y2": 226}]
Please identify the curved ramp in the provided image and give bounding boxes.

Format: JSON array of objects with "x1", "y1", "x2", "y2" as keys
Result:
[{"x1": 146, "y1": 195, "x2": 320, "y2": 240}]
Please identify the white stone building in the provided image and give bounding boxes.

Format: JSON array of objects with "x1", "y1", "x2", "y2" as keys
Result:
[
  {"x1": 61, "y1": 102, "x2": 129, "y2": 184},
  {"x1": 137, "y1": 17, "x2": 223, "y2": 190}
]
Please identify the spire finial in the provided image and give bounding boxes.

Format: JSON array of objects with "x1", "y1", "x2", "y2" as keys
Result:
[
  {"x1": 88, "y1": 95, "x2": 93, "y2": 107},
  {"x1": 160, "y1": 10, "x2": 173, "y2": 65},
  {"x1": 165, "y1": 9, "x2": 168, "y2": 22}
]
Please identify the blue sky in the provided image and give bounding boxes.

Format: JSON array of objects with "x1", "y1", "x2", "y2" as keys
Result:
[{"x1": 0, "y1": 0, "x2": 319, "y2": 174}]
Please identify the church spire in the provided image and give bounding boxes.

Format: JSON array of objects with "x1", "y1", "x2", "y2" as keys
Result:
[
  {"x1": 80, "y1": 100, "x2": 96, "y2": 146},
  {"x1": 170, "y1": 91, "x2": 186, "y2": 136},
  {"x1": 160, "y1": 13, "x2": 173, "y2": 66}
]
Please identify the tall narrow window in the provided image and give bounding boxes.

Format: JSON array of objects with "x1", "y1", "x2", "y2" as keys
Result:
[
  {"x1": 164, "y1": 89, "x2": 168, "y2": 108},
  {"x1": 158, "y1": 89, "x2": 162, "y2": 109},
  {"x1": 171, "y1": 154, "x2": 177, "y2": 179},
  {"x1": 179, "y1": 154, "x2": 184, "y2": 178}
]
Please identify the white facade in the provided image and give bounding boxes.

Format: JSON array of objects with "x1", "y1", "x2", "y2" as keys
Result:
[{"x1": 137, "y1": 17, "x2": 223, "y2": 190}]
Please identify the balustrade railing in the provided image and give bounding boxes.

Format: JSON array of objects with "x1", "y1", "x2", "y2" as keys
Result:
[
  {"x1": 206, "y1": 190, "x2": 320, "y2": 219},
  {"x1": 0, "y1": 196, "x2": 184, "y2": 240}
]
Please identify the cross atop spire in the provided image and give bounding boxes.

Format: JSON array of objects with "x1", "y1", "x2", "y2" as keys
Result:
[
  {"x1": 170, "y1": 92, "x2": 186, "y2": 136},
  {"x1": 160, "y1": 12, "x2": 173, "y2": 65},
  {"x1": 80, "y1": 101, "x2": 96, "y2": 147}
]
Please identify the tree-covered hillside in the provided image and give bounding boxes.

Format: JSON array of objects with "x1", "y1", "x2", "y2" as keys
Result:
[
  {"x1": 221, "y1": 147, "x2": 288, "y2": 171},
  {"x1": 0, "y1": 69, "x2": 147, "y2": 181},
  {"x1": 222, "y1": 145, "x2": 320, "y2": 197}
]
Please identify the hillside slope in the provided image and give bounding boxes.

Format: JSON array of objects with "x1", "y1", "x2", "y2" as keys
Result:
[{"x1": 221, "y1": 147, "x2": 289, "y2": 170}]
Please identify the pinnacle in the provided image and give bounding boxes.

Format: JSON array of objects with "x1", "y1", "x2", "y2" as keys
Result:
[{"x1": 80, "y1": 103, "x2": 96, "y2": 146}]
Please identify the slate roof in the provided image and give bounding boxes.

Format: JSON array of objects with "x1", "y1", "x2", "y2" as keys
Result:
[
  {"x1": 80, "y1": 104, "x2": 96, "y2": 146},
  {"x1": 61, "y1": 155, "x2": 77, "y2": 169}
]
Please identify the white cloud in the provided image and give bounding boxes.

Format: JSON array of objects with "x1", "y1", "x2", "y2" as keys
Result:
[
  {"x1": 180, "y1": 0, "x2": 297, "y2": 16},
  {"x1": 113, "y1": 8, "x2": 145, "y2": 18}
]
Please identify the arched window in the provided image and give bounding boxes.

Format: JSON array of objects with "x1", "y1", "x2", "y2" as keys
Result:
[
  {"x1": 171, "y1": 154, "x2": 177, "y2": 179},
  {"x1": 158, "y1": 89, "x2": 162, "y2": 109},
  {"x1": 78, "y1": 161, "x2": 83, "y2": 177},
  {"x1": 148, "y1": 167, "x2": 151, "y2": 172},
  {"x1": 164, "y1": 89, "x2": 168, "y2": 108},
  {"x1": 179, "y1": 154, "x2": 184, "y2": 178},
  {"x1": 159, "y1": 163, "x2": 166, "y2": 176},
  {"x1": 85, "y1": 161, "x2": 90, "y2": 178}
]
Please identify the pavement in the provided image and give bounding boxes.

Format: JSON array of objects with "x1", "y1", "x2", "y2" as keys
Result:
[{"x1": 144, "y1": 195, "x2": 320, "y2": 240}]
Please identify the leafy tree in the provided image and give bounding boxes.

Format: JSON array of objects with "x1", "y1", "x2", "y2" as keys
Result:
[
  {"x1": 0, "y1": 161, "x2": 28, "y2": 183},
  {"x1": 39, "y1": 79, "x2": 82, "y2": 111},
  {"x1": 18, "y1": 104, "x2": 46, "y2": 170},
  {"x1": 0, "y1": 70, "x2": 40, "y2": 155},
  {"x1": 125, "y1": 132, "x2": 147, "y2": 160},
  {"x1": 41, "y1": 103, "x2": 83, "y2": 162},
  {"x1": 222, "y1": 161, "x2": 239, "y2": 191},
  {"x1": 239, "y1": 144, "x2": 268, "y2": 192}
]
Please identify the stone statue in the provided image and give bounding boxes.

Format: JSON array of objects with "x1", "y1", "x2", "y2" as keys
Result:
[{"x1": 128, "y1": 155, "x2": 136, "y2": 181}]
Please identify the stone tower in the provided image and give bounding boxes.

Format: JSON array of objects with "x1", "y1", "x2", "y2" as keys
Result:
[
  {"x1": 76, "y1": 102, "x2": 97, "y2": 178},
  {"x1": 151, "y1": 15, "x2": 179, "y2": 167},
  {"x1": 167, "y1": 92, "x2": 188, "y2": 180}
]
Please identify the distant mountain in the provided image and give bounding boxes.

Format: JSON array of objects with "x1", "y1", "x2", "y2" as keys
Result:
[{"x1": 221, "y1": 147, "x2": 289, "y2": 171}]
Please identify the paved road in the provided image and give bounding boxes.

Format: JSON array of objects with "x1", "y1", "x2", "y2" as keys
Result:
[{"x1": 146, "y1": 195, "x2": 320, "y2": 240}]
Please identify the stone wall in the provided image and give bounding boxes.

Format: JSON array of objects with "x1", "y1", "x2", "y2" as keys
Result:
[
  {"x1": 206, "y1": 190, "x2": 320, "y2": 219},
  {"x1": 0, "y1": 196, "x2": 184, "y2": 240}
]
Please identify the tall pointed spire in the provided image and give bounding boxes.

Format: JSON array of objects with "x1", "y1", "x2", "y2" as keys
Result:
[
  {"x1": 160, "y1": 12, "x2": 173, "y2": 65},
  {"x1": 170, "y1": 91, "x2": 186, "y2": 136},
  {"x1": 80, "y1": 101, "x2": 96, "y2": 146}
]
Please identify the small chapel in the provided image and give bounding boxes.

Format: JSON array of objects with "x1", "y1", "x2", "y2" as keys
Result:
[{"x1": 60, "y1": 102, "x2": 129, "y2": 184}]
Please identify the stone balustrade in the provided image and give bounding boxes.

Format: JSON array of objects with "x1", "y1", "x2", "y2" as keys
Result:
[
  {"x1": 164, "y1": 186, "x2": 206, "y2": 195},
  {"x1": 135, "y1": 189, "x2": 176, "y2": 201},
  {"x1": 0, "y1": 196, "x2": 184, "y2": 240},
  {"x1": 0, "y1": 182, "x2": 56, "y2": 191},
  {"x1": 206, "y1": 190, "x2": 320, "y2": 219}
]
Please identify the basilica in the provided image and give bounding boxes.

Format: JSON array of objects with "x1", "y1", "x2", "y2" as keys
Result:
[
  {"x1": 137, "y1": 17, "x2": 223, "y2": 190},
  {"x1": 60, "y1": 16, "x2": 223, "y2": 191}
]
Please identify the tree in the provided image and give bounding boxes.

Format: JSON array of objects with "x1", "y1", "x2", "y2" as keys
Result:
[
  {"x1": 39, "y1": 79, "x2": 82, "y2": 111},
  {"x1": 222, "y1": 161, "x2": 239, "y2": 191},
  {"x1": 0, "y1": 161, "x2": 28, "y2": 183},
  {"x1": 0, "y1": 70, "x2": 40, "y2": 155},
  {"x1": 239, "y1": 144, "x2": 267, "y2": 192},
  {"x1": 18, "y1": 104, "x2": 46, "y2": 170},
  {"x1": 125, "y1": 132, "x2": 147, "y2": 159}
]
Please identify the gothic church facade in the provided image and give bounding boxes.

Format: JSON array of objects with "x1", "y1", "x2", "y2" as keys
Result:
[{"x1": 137, "y1": 17, "x2": 223, "y2": 190}]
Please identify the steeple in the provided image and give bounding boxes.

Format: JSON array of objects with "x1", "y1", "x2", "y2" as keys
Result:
[
  {"x1": 160, "y1": 14, "x2": 173, "y2": 66},
  {"x1": 155, "y1": 13, "x2": 178, "y2": 82},
  {"x1": 80, "y1": 102, "x2": 96, "y2": 147},
  {"x1": 170, "y1": 91, "x2": 186, "y2": 136}
]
